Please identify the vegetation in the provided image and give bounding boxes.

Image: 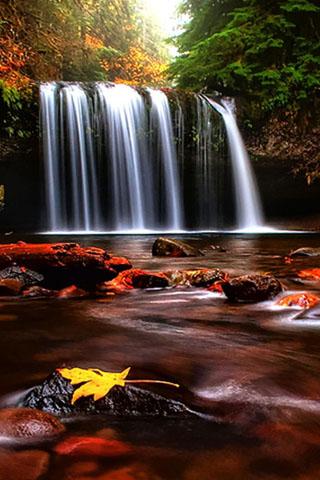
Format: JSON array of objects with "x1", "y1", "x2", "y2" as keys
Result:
[
  {"x1": 170, "y1": 0, "x2": 320, "y2": 118},
  {"x1": 0, "y1": 0, "x2": 170, "y2": 140}
]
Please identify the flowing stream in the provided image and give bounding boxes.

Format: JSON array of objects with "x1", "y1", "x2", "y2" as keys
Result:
[{"x1": 1, "y1": 232, "x2": 320, "y2": 479}]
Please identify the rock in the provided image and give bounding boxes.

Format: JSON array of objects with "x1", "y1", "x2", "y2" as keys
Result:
[
  {"x1": 290, "y1": 247, "x2": 320, "y2": 257},
  {"x1": 222, "y1": 274, "x2": 283, "y2": 303},
  {"x1": 22, "y1": 286, "x2": 56, "y2": 298},
  {"x1": 0, "y1": 266, "x2": 43, "y2": 288},
  {"x1": 54, "y1": 436, "x2": 132, "y2": 457},
  {"x1": 0, "y1": 278, "x2": 23, "y2": 295},
  {"x1": 107, "y1": 256, "x2": 132, "y2": 273},
  {"x1": 0, "y1": 242, "x2": 117, "y2": 289},
  {"x1": 0, "y1": 449, "x2": 49, "y2": 480},
  {"x1": 22, "y1": 371, "x2": 190, "y2": 417},
  {"x1": 0, "y1": 407, "x2": 65, "y2": 439},
  {"x1": 56, "y1": 285, "x2": 89, "y2": 299},
  {"x1": 152, "y1": 237, "x2": 203, "y2": 257},
  {"x1": 100, "y1": 269, "x2": 170, "y2": 293},
  {"x1": 165, "y1": 268, "x2": 228, "y2": 288},
  {"x1": 277, "y1": 293, "x2": 319, "y2": 309},
  {"x1": 298, "y1": 269, "x2": 320, "y2": 281}
]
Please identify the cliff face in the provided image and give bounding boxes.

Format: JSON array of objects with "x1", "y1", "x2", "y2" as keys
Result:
[{"x1": 245, "y1": 112, "x2": 320, "y2": 185}]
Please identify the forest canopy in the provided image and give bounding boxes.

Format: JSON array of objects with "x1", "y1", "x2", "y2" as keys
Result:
[{"x1": 170, "y1": 0, "x2": 320, "y2": 116}]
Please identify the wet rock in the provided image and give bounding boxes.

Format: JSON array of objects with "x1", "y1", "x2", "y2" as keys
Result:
[
  {"x1": 298, "y1": 268, "x2": 320, "y2": 281},
  {"x1": 107, "y1": 256, "x2": 132, "y2": 273},
  {"x1": 0, "y1": 242, "x2": 117, "y2": 289},
  {"x1": 22, "y1": 286, "x2": 56, "y2": 298},
  {"x1": 277, "y1": 293, "x2": 319, "y2": 309},
  {"x1": 166, "y1": 268, "x2": 228, "y2": 288},
  {"x1": 152, "y1": 237, "x2": 203, "y2": 257},
  {"x1": 0, "y1": 266, "x2": 43, "y2": 288},
  {"x1": 100, "y1": 269, "x2": 169, "y2": 293},
  {"x1": 56, "y1": 285, "x2": 89, "y2": 299},
  {"x1": 54, "y1": 436, "x2": 132, "y2": 457},
  {"x1": 0, "y1": 449, "x2": 49, "y2": 480},
  {"x1": 0, "y1": 407, "x2": 65, "y2": 439},
  {"x1": 222, "y1": 274, "x2": 283, "y2": 303},
  {"x1": 22, "y1": 371, "x2": 190, "y2": 417},
  {"x1": 0, "y1": 278, "x2": 23, "y2": 295},
  {"x1": 290, "y1": 247, "x2": 320, "y2": 257}
]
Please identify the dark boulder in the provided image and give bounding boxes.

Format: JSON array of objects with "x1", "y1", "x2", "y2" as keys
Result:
[
  {"x1": 22, "y1": 371, "x2": 190, "y2": 417},
  {"x1": 152, "y1": 237, "x2": 203, "y2": 257},
  {"x1": 289, "y1": 247, "x2": 320, "y2": 257},
  {"x1": 0, "y1": 407, "x2": 65, "y2": 439},
  {"x1": 222, "y1": 274, "x2": 283, "y2": 303}
]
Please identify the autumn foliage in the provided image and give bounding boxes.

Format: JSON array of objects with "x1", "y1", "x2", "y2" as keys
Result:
[{"x1": 102, "y1": 44, "x2": 168, "y2": 87}]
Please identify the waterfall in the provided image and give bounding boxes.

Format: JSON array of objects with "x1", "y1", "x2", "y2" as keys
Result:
[
  {"x1": 204, "y1": 96, "x2": 265, "y2": 230},
  {"x1": 149, "y1": 89, "x2": 183, "y2": 230},
  {"x1": 95, "y1": 83, "x2": 152, "y2": 230},
  {"x1": 41, "y1": 82, "x2": 266, "y2": 233}
]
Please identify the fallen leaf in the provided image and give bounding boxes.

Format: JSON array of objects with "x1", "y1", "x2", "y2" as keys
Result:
[{"x1": 57, "y1": 367, "x2": 179, "y2": 404}]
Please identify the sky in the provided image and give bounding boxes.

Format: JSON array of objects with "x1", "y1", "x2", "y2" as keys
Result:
[{"x1": 141, "y1": 0, "x2": 183, "y2": 37}]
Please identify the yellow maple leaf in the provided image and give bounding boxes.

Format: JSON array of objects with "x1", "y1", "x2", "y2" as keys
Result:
[{"x1": 57, "y1": 367, "x2": 179, "y2": 405}]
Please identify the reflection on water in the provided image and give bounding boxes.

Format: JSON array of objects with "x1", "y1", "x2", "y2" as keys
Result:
[{"x1": 0, "y1": 233, "x2": 320, "y2": 478}]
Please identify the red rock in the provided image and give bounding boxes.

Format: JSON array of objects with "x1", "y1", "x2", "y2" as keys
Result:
[
  {"x1": 298, "y1": 269, "x2": 320, "y2": 281},
  {"x1": 101, "y1": 268, "x2": 169, "y2": 293},
  {"x1": 0, "y1": 449, "x2": 49, "y2": 480},
  {"x1": 277, "y1": 293, "x2": 319, "y2": 309},
  {"x1": 56, "y1": 285, "x2": 89, "y2": 299},
  {"x1": 54, "y1": 436, "x2": 132, "y2": 457},
  {"x1": 0, "y1": 407, "x2": 65, "y2": 439},
  {"x1": 107, "y1": 256, "x2": 132, "y2": 273}
]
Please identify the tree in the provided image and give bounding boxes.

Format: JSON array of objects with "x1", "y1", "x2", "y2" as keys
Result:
[{"x1": 170, "y1": 0, "x2": 320, "y2": 115}]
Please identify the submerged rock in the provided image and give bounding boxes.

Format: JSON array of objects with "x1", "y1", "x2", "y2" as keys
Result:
[
  {"x1": 22, "y1": 371, "x2": 190, "y2": 417},
  {"x1": 54, "y1": 436, "x2": 132, "y2": 457},
  {"x1": 222, "y1": 274, "x2": 283, "y2": 303},
  {"x1": 152, "y1": 237, "x2": 203, "y2": 257},
  {"x1": 56, "y1": 285, "x2": 89, "y2": 299},
  {"x1": 0, "y1": 407, "x2": 65, "y2": 439},
  {"x1": 0, "y1": 449, "x2": 49, "y2": 480},
  {"x1": 290, "y1": 247, "x2": 320, "y2": 257}
]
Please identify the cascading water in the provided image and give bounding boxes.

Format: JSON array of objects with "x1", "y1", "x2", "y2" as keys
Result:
[
  {"x1": 149, "y1": 89, "x2": 183, "y2": 230},
  {"x1": 41, "y1": 81, "x2": 266, "y2": 233},
  {"x1": 203, "y1": 96, "x2": 265, "y2": 230}
]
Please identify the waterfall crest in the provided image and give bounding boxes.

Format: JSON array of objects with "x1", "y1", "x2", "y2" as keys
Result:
[{"x1": 40, "y1": 82, "x2": 266, "y2": 233}]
